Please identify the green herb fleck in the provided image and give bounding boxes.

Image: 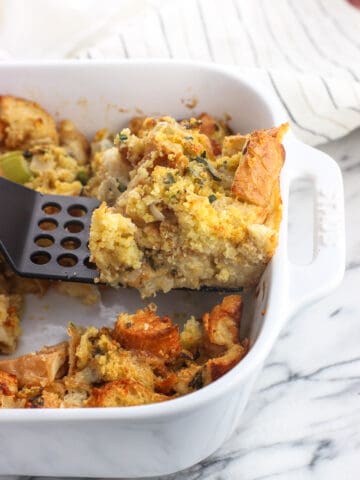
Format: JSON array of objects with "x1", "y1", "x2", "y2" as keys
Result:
[
  {"x1": 28, "y1": 395, "x2": 44, "y2": 408},
  {"x1": 22, "y1": 150, "x2": 33, "y2": 159},
  {"x1": 76, "y1": 170, "x2": 89, "y2": 186},
  {"x1": 143, "y1": 249, "x2": 158, "y2": 270},
  {"x1": 208, "y1": 194, "x2": 217, "y2": 203},
  {"x1": 192, "y1": 156, "x2": 221, "y2": 181},
  {"x1": 184, "y1": 136, "x2": 193, "y2": 141},
  {"x1": 179, "y1": 351, "x2": 193, "y2": 361},
  {"x1": 164, "y1": 173, "x2": 175, "y2": 185},
  {"x1": 117, "y1": 182, "x2": 127, "y2": 193},
  {"x1": 193, "y1": 349, "x2": 200, "y2": 360},
  {"x1": 194, "y1": 156, "x2": 207, "y2": 166},
  {"x1": 200, "y1": 150, "x2": 207, "y2": 158},
  {"x1": 117, "y1": 133, "x2": 128, "y2": 142},
  {"x1": 93, "y1": 346, "x2": 104, "y2": 356},
  {"x1": 188, "y1": 370, "x2": 203, "y2": 390}
]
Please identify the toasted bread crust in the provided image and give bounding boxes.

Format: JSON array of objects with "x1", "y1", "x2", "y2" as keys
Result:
[
  {"x1": 87, "y1": 379, "x2": 169, "y2": 407},
  {"x1": 0, "y1": 370, "x2": 18, "y2": 395},
  {"x1": 202, "y1": 294, "x2": 243, "y2": 350},
  {"x1": 231, "y1": 124, "x2": 288, "y2": 207},
  {"x1": 201, "y1": 296, "x2": 248, "y2": 385},
  {"x1": 113, "y1": 305, "x2": 181, "y2": 360},
  {"x1": 203, "y1": 343, "x2": 248, "y2": 384}
]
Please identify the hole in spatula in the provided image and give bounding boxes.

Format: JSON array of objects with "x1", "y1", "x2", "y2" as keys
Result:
[
  {"x1": 34, "y1": 235, "x2": 54, "y2": 247},
  {"x1": 42, "y1": 203, "x2": 61, "y2": 215},
  {"x1": 61, "y1": 237, "x2": 81, "y2": 250},
  {"x1": 38, "y1": 219, "x2": 58, "y2": 231},
  {"x1": 57, "y1": 254, "x2": 78, "y2": 267},
  {"x1": 68, "y1": 205, "x2": 87, "y2": 217},
  {"x1": 64, "y1": 221, "x2": 84, "y2": 233},
  {"x1": 31, "y1": 251, "x2": 51, "y2": 265}
]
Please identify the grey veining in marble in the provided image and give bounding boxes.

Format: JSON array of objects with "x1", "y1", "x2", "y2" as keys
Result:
[{"x1": 1, "y1": 130, "x2": 359, "y2": 480}]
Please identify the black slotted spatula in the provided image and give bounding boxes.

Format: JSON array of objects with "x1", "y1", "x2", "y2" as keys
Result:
[{"x1": 0, "y1": 177, "x2": 100, "y2": 283}]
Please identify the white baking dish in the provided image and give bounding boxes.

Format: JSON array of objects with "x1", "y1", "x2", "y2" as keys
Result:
[{"x1": 0, "y1": 60, "x2": 345, "y2": 477}]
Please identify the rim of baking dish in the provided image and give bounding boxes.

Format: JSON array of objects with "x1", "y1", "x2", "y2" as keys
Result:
[{"x1": 0, "y1": 59, "x2": 290, "y2": 422}]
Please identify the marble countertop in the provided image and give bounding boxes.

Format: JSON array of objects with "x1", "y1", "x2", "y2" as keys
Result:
[{"x1": 1, "y1": 128, "x2": 359, "y2": 480}]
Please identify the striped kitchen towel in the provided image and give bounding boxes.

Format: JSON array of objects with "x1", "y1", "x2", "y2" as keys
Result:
[{"x1": 0, "y1": 0, "x2": 359, "y2": 145}]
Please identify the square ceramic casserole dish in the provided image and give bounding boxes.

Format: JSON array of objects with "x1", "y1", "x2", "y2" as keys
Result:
[{"x1": 0, "y1": 60, "x2": 345, "y2": 477}]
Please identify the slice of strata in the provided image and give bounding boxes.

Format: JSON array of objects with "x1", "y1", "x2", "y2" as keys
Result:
[{"x1": 89, "y1": 114, "x2": 288, "y2": 297}]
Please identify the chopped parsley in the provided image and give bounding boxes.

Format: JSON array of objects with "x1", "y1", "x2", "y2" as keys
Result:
[
  {"x1": 188, "y1": 370, "x2": 203, "y2": 390},
  {"x1": 75, "y1": 170, "x2": 89, "y2": 186},
  {"x1": 28, "y1": 395, "x2": 44, "y2": 408},
  {"x1": 22, "y1": 150, "x2": 33, "y2": 159},
  {"x1": 192, "y1": 155, "x2": 222, "y2": 181},
  {"x1": 184, "y1": 136, "x2": 193, "y2": 141},
  {"x1": 164, "y1": 173, "x2": 175, "y2": 185},
  {"x1": 117, "y1": 182, "x2": 127, "y2": 193},
  {"x1": 194, "y1": 155, "x2": 208, "y2": 167},
  {"x1": 147, "y1": 255, "x2": 159, "y2": 271},
  {"x1": 208, "y1": 194, "x2": 217, "y2": 203},
  {"x1": 117, "y1": 133, "x2": 128, "y2": 142}
]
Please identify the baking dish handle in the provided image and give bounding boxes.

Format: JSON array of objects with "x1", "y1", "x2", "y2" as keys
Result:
[{"x1": 285, "y1": 138, "x2": 345, "y2": 316}]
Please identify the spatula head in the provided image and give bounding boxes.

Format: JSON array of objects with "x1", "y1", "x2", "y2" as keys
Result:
[{"x1": 0, "y1": 177, "x2": 100, "y2": 283}]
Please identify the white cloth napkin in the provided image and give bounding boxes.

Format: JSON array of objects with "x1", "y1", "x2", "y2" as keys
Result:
[{"x1": 0, "y1": 0, "x2": 359, "y2": 145}]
